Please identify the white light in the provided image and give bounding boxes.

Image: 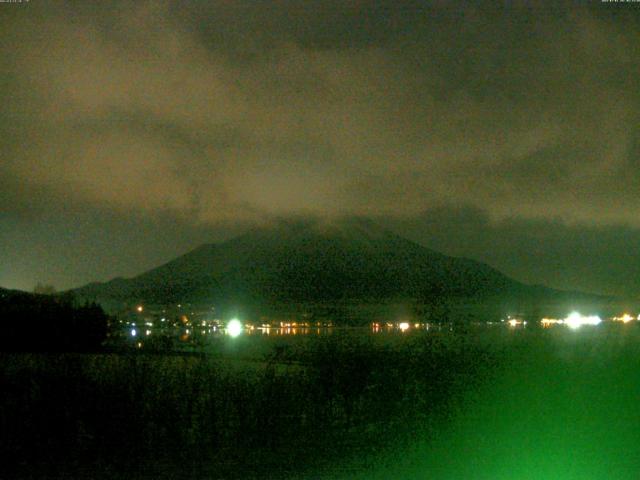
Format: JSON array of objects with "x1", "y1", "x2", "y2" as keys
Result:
[
  {"x1": 227, "y1": 319, "x2": 243, "y2": 337},
  {"x1": 508, "y1": 319, "x2": 518, "y2": 327},
  {"x1": 130, "y1": 328, "x2": 137, "y2": 337},
  {"x1": 564, "y1": 312, "x2": 581, "y2": 329},
  {"x1": 586, "y1": 315, "x2": 601, "y2": 326},
  {"x1": 564, "y1": 311, "x2": 601, "y2": 329},
  {"x1": 399, "y1": 322, "x2": 410, "y2": 332}
]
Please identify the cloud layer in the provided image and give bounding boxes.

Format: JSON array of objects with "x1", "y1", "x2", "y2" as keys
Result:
[{"x1": 1, "y1": 1, "x2": 639, "y2": 294}]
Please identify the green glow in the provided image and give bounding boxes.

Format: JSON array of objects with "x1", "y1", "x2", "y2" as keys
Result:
[{"x1": 355, "y1": 330, "x2": 640, "y2": 480}]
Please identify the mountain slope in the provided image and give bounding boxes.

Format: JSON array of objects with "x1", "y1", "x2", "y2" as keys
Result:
[{"x1": 73, "y1": 217, "x2": 550, "y2": 307}]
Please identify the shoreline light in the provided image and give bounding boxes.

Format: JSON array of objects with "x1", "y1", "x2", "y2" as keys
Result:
[
  {"x1": 564, "y1": 311, "x2": 601, "y2": 329},
  {"x1": 227, "y1": 318, "x2": 243, "y2": 338},
  {"x1": 612, "y1": 314, "x2": 634, "y2": 324},
  {"x1": 541, "y1": 317, "x2": 562, "y2": 327},
  {"x1": 541, "y1": 313, "x2": 602, "y2": 329}
]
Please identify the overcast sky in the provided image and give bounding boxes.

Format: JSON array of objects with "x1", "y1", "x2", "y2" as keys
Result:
[{"x1": 1, "y1": 1, "x2": 639, "y2": 297}]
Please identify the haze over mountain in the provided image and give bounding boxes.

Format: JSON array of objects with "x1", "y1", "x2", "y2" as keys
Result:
[{"x1": 73, "y1": 218, "x2": 596, "y2": 313}]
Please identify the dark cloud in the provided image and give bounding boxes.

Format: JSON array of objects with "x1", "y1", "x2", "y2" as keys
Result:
[
  {"x1": 382, "y1": 205, "x2": 640, "y2": 298},
  {"x1": 0, "y1": 201, "x2": 247, "y2": 291},
  {"x1": 1, "y1": 1, "x2": 639, "y2": 295}
]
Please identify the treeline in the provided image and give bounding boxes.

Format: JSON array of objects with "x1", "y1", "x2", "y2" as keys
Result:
[{"x1": 0, "y1": 289, "x2": 108, "y2": 352}]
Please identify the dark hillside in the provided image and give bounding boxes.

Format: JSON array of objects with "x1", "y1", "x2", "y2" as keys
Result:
[{"x1": 73, "y1": 218, "x2": 596, "y2": 311}]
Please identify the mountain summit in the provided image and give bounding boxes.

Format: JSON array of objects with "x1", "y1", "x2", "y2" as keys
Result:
[{"x1": 74, "y1": 217, "x2": 540, "y2": 308}]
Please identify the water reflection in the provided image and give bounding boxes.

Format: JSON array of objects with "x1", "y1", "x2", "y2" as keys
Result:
[
  {"x1": 116, "y1": 320, "x2": 449, "y2": 348},
  {"x1": 248, "y1": 326, "x2": 333, "y2": 336},
  {"x1": 112, "y1": 307, "x2": 640, "y2": 353}
]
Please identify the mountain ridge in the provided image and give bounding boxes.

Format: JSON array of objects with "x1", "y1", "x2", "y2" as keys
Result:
[{"x1": 71, "y1": 217, "x2": 603, "y2": 311}]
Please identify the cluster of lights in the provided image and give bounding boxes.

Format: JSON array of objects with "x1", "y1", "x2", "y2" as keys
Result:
[
  {"x1": 541, "y1": 318, "x2": 563, "y2": 327},
  {"x1": 126, "y1": 305, "x2": 633, "y2": 343},
  {"x1": 541, "y1": 312, "x2": 602, "y2": 329},
  {"x1": 612, "y1": 314, "x2": 637, "y2": 324},
  {"x1": 541, "y1": 312, "x2": 640, "y2": 328},
  {"x1": 504, "y1": 316, "x2": 526, "y2": 327},
  {"x1": 371, "y1": 322, "x2": 430, "y2": 333}
]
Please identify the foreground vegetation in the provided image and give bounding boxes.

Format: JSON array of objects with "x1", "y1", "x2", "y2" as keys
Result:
[
  {"x1": 5, "y1": 325, "x2": 639, "y2": 479},
  {"x1": 0, "y1": 330, "x2": 500, "y2": 479},
  {"x1": 0, "y1": 289, "x2": 108, "y2": 352},
  {"x1": 360, "y1": 325, "x2": 640, "y2": 480}
]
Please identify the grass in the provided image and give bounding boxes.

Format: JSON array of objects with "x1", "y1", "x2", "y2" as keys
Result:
[
  {"x1": 354, "y1": 325, "x2": 640, "y2": 480},
  {"x1": 0, "y1": 329, "x2": 499, "y2": 479},
  {"x1": 7, "y1": 325, "x2": 638, "y2": 479}
]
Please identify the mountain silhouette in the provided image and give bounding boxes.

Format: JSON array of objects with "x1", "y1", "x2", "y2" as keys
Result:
[{"x1": 73, "y1": 217, "x2": 582, "y2": 309}]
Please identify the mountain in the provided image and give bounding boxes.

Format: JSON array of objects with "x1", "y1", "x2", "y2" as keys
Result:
[{"x1": 72, "y1": 217, "x2": 585, "y2": 310}]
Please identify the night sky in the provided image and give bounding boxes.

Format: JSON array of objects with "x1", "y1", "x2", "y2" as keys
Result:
[{"x1": 1, "y1": 2, "x2": 639, "y2": 298}]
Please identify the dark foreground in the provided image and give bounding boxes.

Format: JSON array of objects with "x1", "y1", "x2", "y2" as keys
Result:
[{"x1": 2, "y1": 326, "x2": 640, "y2": 479}]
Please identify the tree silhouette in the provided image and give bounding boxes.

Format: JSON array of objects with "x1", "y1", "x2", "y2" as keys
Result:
[{"x1": 0, "y1": 290, "x2": 108, "y2": 352}]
